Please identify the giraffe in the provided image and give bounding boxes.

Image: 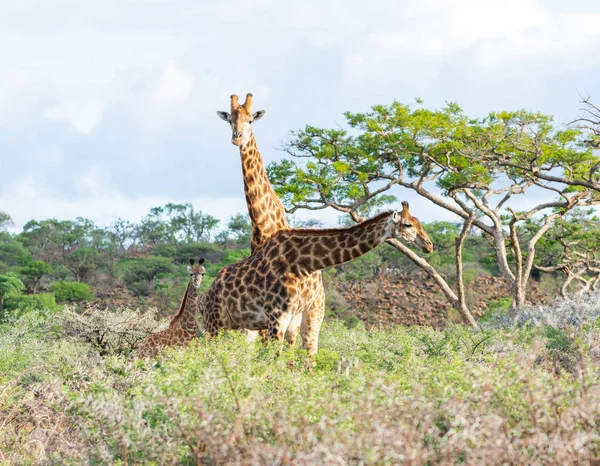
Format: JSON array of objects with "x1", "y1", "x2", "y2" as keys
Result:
[
  {"x1": 200, "y1": 203, "x2": 433, "y2": 348},
  {"x1": 217, "y1": 93, "x2": 325, "y2": 353},
  {"x1": 136, "y1": 259, "x2": 206, "y2": 358}
]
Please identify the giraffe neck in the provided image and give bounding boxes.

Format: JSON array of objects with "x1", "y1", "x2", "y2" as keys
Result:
[
  {"x1": 171, "y1": 282, "x2": 200, "y2": 334},
  {"x1": 240, "y1": 130, "x2": 290, "y2": 251},
  {"x1": 276, "y1": 212, "x2": 395, "y2": 275}
]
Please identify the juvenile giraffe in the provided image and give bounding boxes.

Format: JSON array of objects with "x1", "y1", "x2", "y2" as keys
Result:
[
  {"x1": 217, "y1": 93, "x2": 325, "y2": 353},
  {"x1": 200, "y1": 204, "x2": 433, "y2": 347},
  {"x1": 136, "y1": 259, "x2": 206, "y2": 358}
]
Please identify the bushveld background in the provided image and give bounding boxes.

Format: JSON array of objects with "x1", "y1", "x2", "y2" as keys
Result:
[{"x1": 1, "y1": 206, "x2": 600, "y2": 464}]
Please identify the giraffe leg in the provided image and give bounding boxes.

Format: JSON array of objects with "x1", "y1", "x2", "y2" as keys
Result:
[
  {"x1": 267, "y1": 312, "x2": 294, "y2": 346},
  {"x1": 284, "y1": 313, "x2": 302, "y2": 346},
  {"x1": 244, "y1": 329, "x2": 260, "y2": 342},
  {"x1": 301, "y1": 282, "x2": 325, "y2": 357}
]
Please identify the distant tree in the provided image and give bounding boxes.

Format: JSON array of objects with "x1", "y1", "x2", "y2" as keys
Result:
[
  {"x1": 535, "y1": 209, "x2": 600, "y2": 296},
  {"x1": 107, "y1": 218, "x2": 137, "y2": 254},
  {"x1": 292, "y1": 218, "x2": 325, "y2": 228},
  {"x1": 165, "y1": 203, "x2": 220, "y2": 242},
  {"x1": 0, "y1": 212, "x2": 13, "y2": 232},
  {"x1": 136, "y1": 204, "x2": 220, "y2": 247},
  {"x1": 19, "y1": 218, "x2": 95, "y2": 264},
  {"x1": 0, "y1": 237, "x2": 31, "y2": 272},
  {"x1": 136, "y1": 207, "x2": 170, "y2": 248},
  {"x1": 65, "y1": 247, "x2": 101, "y2": 283},
  {"x1": 0, "y1": 272, "x2": 25, "y2": 308},
  {"x1": 227, "y1": 213, "x2": 252, "y2": 244}
]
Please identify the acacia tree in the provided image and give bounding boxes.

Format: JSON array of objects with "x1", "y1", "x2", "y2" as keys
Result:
[
  {"x1": 485, "y1": 98, "x2": 600, "y2": 197},
  {"x1": 268, "y1": 102, "x2": 597, "y2": 319},
  {"x1": 535, "y1": 210, "x2": 600, "y2": 296}
]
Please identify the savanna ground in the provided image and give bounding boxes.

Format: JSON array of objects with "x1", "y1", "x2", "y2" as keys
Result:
[{"x1": 2, "y1": 292, "x2": 600, "y2": 465}]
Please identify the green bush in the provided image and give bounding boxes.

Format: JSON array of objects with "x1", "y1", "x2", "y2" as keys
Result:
[
  {"x1": 49, "y1": 281, "x2": 95, "y2": 303},
  {"x1": 1, "y1": 292, "x2": 60, "y2": 320},
  {"x1": 0, "y1": 272, "x2": 25, "y2": 307}
]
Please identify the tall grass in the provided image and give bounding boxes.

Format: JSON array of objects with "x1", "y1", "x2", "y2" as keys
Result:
[{"x1": 1, "y1": 293, "x2": 600, "y2": 464}]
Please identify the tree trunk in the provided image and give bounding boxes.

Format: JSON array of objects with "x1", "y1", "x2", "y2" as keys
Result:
[
  {"x1": 387, "y1": 238, "x2": 478, "y2": 328},
  {"x1": 455, "y1": 216, "x2": 478, "y2": 328}
]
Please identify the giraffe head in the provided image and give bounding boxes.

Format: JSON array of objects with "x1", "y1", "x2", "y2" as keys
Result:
[
  {"x1": 187, "y1": 258, "x2": 206, "y2": 289},
  {"x1": 390, "y1": 202, "x2": 434, "y2": 253},
  {"x1": 216, "y1": 93, "x2": 265, "y2": 146}
]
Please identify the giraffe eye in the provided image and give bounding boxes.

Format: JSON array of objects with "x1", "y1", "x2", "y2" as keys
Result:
[{"x1": 403, "y1": 223, "x2": 413, "y2": 228}]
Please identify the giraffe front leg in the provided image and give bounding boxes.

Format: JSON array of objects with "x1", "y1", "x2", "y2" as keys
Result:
[{"x1": 267, "y1": 311, "x2": 294, "y2": 354}]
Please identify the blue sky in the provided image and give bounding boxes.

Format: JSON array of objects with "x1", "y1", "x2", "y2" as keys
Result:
[{"x1": 1, "y1": 0, "x2": 599, "y2": 230}]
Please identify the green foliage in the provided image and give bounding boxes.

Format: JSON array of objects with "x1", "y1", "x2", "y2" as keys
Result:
[
  {"x1": 480, "y1": 297, "x2": 513, "y2": 323},
  {"x1": 1, "y1": 292, "x2": 60, "y2": 320},
  {"x1": 0, "y1": 272, "x2": 25, "y2": 306},
  {"x1": 0, "y1": 211, "x2": 13, "y2": 232},
  {"x1": 0, "y1": 237, "x2": 30, "y2": 272},
  {"x1": 49, "y1": 281, "x2": 95, "y2": 303},
  {"x1": 118, "y1": 257, "x2": 177, "y2": 296},
  {"x1": 19, "y1": 258, "x2": 51, "y2": 291},
  {"x1": 1, "y1": 306, "x2": 599, "y2": 464}
]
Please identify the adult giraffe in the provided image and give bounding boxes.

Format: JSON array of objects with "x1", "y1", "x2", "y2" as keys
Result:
[
  {"x1": 201, "y1": 206, "x2": 434, "y2": 343},
  {"x1": 217, "y1": 93, "x2": 325, "y2": 354}
]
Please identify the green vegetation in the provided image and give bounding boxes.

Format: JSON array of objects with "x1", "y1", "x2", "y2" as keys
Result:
[
  {"x1": 1, "y1": 304, "x2": 599, "y2": 463},
  {"x1": 49, "y1": 281, "x2": 95, "y2": 303}
]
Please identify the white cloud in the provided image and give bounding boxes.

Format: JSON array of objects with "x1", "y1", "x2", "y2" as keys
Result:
[
  {"x1": 151, "y1": 63, "x2": 195, "y2": 107},
  {"x1": 343, "y1": 0, "x2": 600, "y2": 74},
  {"x1": 476, "y1": 12, "x2": 600, "y2": 68},
  {"x1": 0, "y1": 174, "x2": 249, "y2": 231},
  {"x1": 44, "y1": 102, "x2": 104, "y2": 134}
]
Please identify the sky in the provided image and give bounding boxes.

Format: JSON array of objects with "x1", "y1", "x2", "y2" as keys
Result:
[{"x1": 1, "y1": 0, "x2": 599, "y2": 231}]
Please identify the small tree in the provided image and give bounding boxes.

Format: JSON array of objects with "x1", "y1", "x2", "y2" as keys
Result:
[{"x1": 19, "y1": 258, "x2": 51, "y2": 292}]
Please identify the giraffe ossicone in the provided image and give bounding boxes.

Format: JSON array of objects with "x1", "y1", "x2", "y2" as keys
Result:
[{"x1": 217, "y1": 93, "x2": 325, "y2": 354}]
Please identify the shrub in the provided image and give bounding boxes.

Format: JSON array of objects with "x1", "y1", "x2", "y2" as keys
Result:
[
  {"x1": 1, "y1": 293, "x2": 60, "y2": 321},
  {"x1": 54, "y1": 305, "x2": 166, "y2": 356},
  {"x1": 0, "y1": 272, "x2": 25, "y2": 307},
  {"x1": 50, "y1": 281, "x2": 95, "y2": 303},
  {"x1": 487, "y1": 290, "x2": 600, "y2": 329}
]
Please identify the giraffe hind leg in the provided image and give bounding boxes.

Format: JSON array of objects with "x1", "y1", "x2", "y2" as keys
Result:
[
  {"x1": 300, "y1": 282, "x2": 325, "y2": 357},
  {"x1": 284, "y1": 313, "x2": 302, "y2": 346}
]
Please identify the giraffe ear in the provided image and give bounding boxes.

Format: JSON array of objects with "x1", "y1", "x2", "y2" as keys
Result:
[
  {"x1": 187, "y1": 265, "x2": 192, "y2": 274},
  {"x1": 216, "y1": 111, "x2": 230, "y2": 121},
  {"x1": 253, "y1": 110, "x2": 265, "y2": 121},
  {"x1": 198, "y1": 258, "x2": 205, "y2": 265},
  {"x1": 392, "y1": 211, "x2": 402, "y2": 223}
]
